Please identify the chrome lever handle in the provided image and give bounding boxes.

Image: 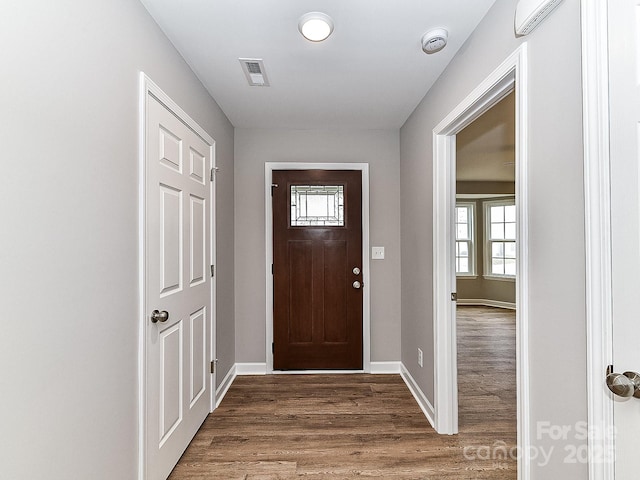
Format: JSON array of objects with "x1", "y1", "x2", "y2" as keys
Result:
[
  {"x1": 151, "y1": 310, "x2": 169, "y2": 324},
  {"x1": 606, "y1": 366, "x2": 640, "y2": 398}
]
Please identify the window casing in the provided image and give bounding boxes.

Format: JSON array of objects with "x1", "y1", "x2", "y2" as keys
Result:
[
  {"x1": 484, "y1": 199, "x2": 516, "y2": 280},
  {"x1": 455, "y1": 203, "x2": 476, "y2": 277}
]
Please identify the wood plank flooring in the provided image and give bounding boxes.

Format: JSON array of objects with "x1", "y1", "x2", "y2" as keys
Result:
[{"x1": 169, "y1": 306, "x2": 516, "y2": 479}]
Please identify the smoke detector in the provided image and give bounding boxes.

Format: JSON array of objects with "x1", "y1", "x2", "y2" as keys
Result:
[{"x1": 422, "y1": 28, "x2": 448, "y2": 54}]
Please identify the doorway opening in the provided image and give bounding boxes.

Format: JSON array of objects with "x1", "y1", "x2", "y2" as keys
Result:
[
  {"x1": 455, "y1": 91, "x2": 517, "y2": 475},
  {"x1": 432, "y1": 45, "x2": 530, "y2": 476}
]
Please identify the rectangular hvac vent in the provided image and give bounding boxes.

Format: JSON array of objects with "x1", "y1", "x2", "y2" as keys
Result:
[
  {"x1": 246, "y1": 62, "x2": 261, "y2": 74},
  {"x1": 239, "y1": 58, "x2": 270, "y2": 87}
]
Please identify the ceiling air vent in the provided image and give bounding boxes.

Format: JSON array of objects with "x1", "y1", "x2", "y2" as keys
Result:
[{"x1": 239, "y1": 58, "x2": 270, "y2": 87}]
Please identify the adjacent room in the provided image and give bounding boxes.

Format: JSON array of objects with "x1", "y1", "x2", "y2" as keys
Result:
[{"x1": 455, "y1": 91, "x2": 518, "y2": 475}]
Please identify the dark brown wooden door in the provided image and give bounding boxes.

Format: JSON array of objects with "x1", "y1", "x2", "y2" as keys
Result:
[{"x1": 273, "y1": 170, "x2": 363, "y2": 370}]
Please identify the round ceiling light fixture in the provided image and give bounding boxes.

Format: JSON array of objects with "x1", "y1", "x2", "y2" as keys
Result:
[
  {"x1": 298, "y1": 12, "x2": 334, "y2": 42},
  {"x1": 421, "y1": 28, "x2": 448, "y2": 54}
]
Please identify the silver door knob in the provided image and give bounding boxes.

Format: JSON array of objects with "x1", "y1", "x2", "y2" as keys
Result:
[
  {"x1": 353, "y1": 267, "x2": 361, "y2": 275},
  {"x1": 151, "y1": 310, "x2": 169, "y2": 324},
  {"x1": 606, "y1": 368, "x2": 640, "y2": 398},
  {"x1": 352, "y1": 281, "x2": 361, "y2": 289}
]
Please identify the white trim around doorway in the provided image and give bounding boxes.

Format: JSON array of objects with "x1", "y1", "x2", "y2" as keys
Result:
[
  {"x1": 264, "y1": 162, "x2": 371, "y2": 374},
  {"x1": 432, "y1": 44, "x2": 530, "y2": 479},
  {"x1": 580, "y1": 1, "x2": 615, "y2": 479}
]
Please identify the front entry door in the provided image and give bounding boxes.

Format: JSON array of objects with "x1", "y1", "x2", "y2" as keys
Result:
[
  {"x1": 272, "y1": 170, "x2": 363, "y2": 370},
  {"x1": 145, "y1": 93, "x2": 213, "y2": 479}
]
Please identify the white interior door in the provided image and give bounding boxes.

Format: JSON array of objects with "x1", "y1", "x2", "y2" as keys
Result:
[
  {"x1": 608, "y1": 1, "x2": 640, "y2": 477},
  {"x1": 145, "y1": 93, "x2": 213, "y2": 480}
]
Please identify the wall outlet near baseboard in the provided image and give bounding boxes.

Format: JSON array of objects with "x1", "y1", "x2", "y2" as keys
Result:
[{"x1": 417, "y1": 348, "x2": 423, "y2": 367}]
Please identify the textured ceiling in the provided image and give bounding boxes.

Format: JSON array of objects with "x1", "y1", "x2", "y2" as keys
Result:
[{"x1": 140, "y1": 0, "x2": 497, "y2": 129}]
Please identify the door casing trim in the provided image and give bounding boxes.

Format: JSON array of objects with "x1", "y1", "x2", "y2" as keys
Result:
[
  {"x1": 264, "y1": 162, "x2": 371, "y2": 374},
  {"x1": 138, "y1": 72, "x2": 217, "y2": 480},
  {"x1": 432, "y1": 44, "x2": 530, "y2": 479},
  {"x1": 581, "y1": 1, "x2": 615, "y2": 479}
]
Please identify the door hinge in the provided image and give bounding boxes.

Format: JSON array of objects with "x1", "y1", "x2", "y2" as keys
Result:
[
  {"x1": 210, "y1": 167, "x2": 219, "y2": 181},
  {"x1": 271, "y1": 183, "x2": 278, "y2": 196},
  {"x1": 271, "y1": 264, "x2": 274, "y2": 275},
  {"x1": 210, "y1": 265, "x2": 215, "y2": 277},
  {"x1": 210, "y1": 359, "x2": 218, "y2": 374},
  {"x1": 272, "y1": 342, "x2": 275, "y2": 354},
  {"x1": 451, "y1": 292, "x2": 457, "y2": 301}
]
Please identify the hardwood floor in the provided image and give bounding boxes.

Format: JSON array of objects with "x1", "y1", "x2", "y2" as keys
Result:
[
  {"x1": 169, "y1": 306, "x2": 516, "y2": 479},
  {"x1": 457, "y1": 306, "x2": 517, "y2": 465}
]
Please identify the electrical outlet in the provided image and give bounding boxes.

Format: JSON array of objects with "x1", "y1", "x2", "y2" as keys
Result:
[{"x1": 417, "y1": 348, "x2": 423, "y2": 367}]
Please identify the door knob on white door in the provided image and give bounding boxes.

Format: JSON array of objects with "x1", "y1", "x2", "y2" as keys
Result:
[
  {"x1": 150, "y1": 310, "x2": 169, "y2": 324},
  {"x1": 606, "y1": 367, "x2": 640, "y2": 398}
]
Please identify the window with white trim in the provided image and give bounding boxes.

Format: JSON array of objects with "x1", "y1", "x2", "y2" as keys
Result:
[
  {"x1": 485, "y1": 200, "x2": 516, "y2": 279},
  {"x1": 455, "y1": 203, "x2": 475, "y2": 276}
]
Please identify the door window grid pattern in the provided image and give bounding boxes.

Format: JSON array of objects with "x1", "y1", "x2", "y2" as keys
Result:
[
  {"x1": 486, "y1": 202, "x2": 516, "y2": 277},
  {"x1": 291, "y1": 185, "x2": 344, "y2": 226},
  {"x1": 455, "y1": 203, "x2": 475, "y2": 275}
]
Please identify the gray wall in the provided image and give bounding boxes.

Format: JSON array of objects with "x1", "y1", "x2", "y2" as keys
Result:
[
  {"x1": 0, "y1": 1, "x2": 234, "y2": 478},
  {"x1": 400, "y1": 0, "x2": 587, "y2": 478},
  {"x1": 234, "y1": 128, "x2": 401, "y2": 364},
  {"x1": 456, "y1": 198, "x2": 517, "y2": 304}
]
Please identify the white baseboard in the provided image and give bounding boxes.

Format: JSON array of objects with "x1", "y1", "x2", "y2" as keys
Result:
[
  {"x1": 400, "y1": 363, "x2": 436, "y2": 429},
  {"x1": 236, "y1": 362, "x2": 268, "y2": 375},
  {"x1": 457, "y1": 298, "x2": 516, "y2": 310},
  {"x1": 239, "y1": 361, "x2": 401, "y2": 375},
  {"x1": 370, "y1": 361, "x2": 402, "y2": 374},
  {"x1": 215, "y1": 364, "x2": 237, "y2": 408}
]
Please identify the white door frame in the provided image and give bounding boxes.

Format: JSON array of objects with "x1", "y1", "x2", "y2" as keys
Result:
[
  {"x1": 581, "y1": 1, "x2": 615, "y2": 479},
  {"x1": 137, "y1": 73, "x2": 217, "y2": 479},
  {"x1": 432, "y1": 45, "x2": 530, "y2": 477},
  {"x1": 264, "y1": 162, "x2": 371, "y2": 374}
]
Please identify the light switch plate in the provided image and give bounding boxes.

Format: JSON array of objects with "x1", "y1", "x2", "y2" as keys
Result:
[{"x1": 372, "y1": 246, "x2": 385, "y2": 260}]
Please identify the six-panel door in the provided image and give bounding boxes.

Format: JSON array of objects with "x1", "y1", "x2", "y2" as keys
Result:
[{"x1": 146, "y1": 95, "x2": 212, "y2": 480}]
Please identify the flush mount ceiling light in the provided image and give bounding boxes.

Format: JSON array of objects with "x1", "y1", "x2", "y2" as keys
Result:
[{"x1": 298, "y1": 12, "x2": 334, "y2": 42}]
